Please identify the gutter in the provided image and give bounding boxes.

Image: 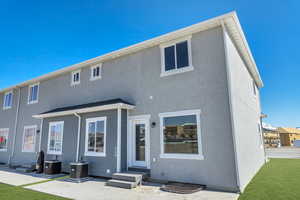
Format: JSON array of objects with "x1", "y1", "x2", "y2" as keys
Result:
[
  {"x1": 8, "y1": 87, "x2": 21, "y2": 165},
  {"x1": 74, "y1": 113, "x2": 81, "y2": 162}
]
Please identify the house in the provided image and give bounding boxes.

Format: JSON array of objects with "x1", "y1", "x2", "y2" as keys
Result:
[
  {"x1": 0, "y1": 11, "x2": 265, "y2": 193},
  {"x1": 277, "y1": 127, "x2": 300, "y2": 146},
  {"x1": 262, "y1": 123, "x2": 280, "y2": 148}
]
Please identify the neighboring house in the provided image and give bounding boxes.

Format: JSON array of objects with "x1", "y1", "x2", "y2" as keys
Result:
[
  {"x1": 262, "y1": 123, "x2": 280, "y2": 148},
  {"x1": 0, "y1": 12, "x2": 265, "y2": 192},
  {"x1": 277, "y1": 127, "x2": 300, "y2": 146}
]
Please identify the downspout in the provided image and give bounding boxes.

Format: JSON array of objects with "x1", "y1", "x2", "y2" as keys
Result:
[
  {"x1": 8, "y1": 87, "x2": 21, "y2": 165},
  {"x1": 74, "y1": 113, "x2": 81, "y2": 162},
  {"x1": 221, "y1": 21, "x2": 241, "y2": 192},
  {"x1": 116, "y1": 107, "x2": 122, "y2": 172},
  {"x1": 38, "y1": 118, "x2": 44, "y2": 152}
]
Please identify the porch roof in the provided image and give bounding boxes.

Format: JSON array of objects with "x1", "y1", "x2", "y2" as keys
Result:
[{"x1": 33, "y1": 98, "x2": 135, "y2": 119}]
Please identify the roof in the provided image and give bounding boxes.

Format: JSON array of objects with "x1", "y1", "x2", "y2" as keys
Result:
[
  {"x1": 277, "y1": 127, "x2": 300, "y2": 134},
  {"x1": 33, "y1": 98, "x2": 135, "y2": 118},
  {"x1": 0, "y1": 11, "x2": 263, "y2": 94}
]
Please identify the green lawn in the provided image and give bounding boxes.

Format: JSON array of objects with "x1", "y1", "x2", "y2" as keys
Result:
[
  {"x1": 0, "y1": 183, "x2": 70, "y2": 200},
  {"x1": 239, "y1": 158, "x2": 300, "y2": 200}
]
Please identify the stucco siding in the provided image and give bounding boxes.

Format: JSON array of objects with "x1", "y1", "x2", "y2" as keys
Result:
[
  {"x1": 224, "y1": 30, "x2": 265, "y2": 192},
  {"x1": 0, "y1": 27, "x2": 239, "y2": 191}
]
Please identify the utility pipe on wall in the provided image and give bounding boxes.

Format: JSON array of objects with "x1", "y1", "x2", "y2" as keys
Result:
[
  {"x1": 74, "y1": 113, "x2": 81, "y2": 162},
  {"x1": 8, "y1": 87, "x2": 21, "y2": 165}
]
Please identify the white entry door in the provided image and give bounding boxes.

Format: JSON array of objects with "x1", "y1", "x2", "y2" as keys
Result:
[{"x1": 128, "y1": 115, "x2": 150, "y2": 168}]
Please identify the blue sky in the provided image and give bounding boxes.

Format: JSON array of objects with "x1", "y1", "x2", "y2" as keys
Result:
[{"x1": 0, "y1": 1, "x2": 298, "y2": 127}]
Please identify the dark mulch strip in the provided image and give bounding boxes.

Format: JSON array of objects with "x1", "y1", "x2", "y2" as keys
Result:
[{"x1": 161, "y1": 182, "x2": 206, "y2": 194}]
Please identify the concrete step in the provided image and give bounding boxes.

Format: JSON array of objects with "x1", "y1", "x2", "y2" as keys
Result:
[
  {"x1": 112, "y1": 172, "x2": 144, "y2": 182},
  {"x1": 16, "y1": 167, "x2": 34, "y2": 173},
  {"x1": 107, "y1": 179, "x2": 137, "y2": 189},
  {"x1": 128, "y1": 167, "x2": 150, "y2": 175}
]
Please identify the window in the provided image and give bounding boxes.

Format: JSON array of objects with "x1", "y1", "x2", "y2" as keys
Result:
[
  {"x1": 28, "y1": 83, "x2": 39, "y2": 104},
  {"x1": 253, "y1": 80, "x2": 257, "y2": 96},
  {"x1": 71, "y1": 70, "x2": 81, "y2": 85},
  {"x1": 47, "y1": 121, "x2": 64, "y2": 155},
  {"x1": 90, "y1": 64, "x2": 102, "y2": 81},
  {"x1": 85, "y1": 117, "x2": 106, "y2": 157},
  {"x1": 0, "y1": 128, "x2": 9, "y2": 151},
  {"x1": 159, "y1": 110, "x2": 203, "y2": 159},
  {"x1": 22, "y1": 126, "x2": 37, "y2": 152},
  {"x1": 160, "y1": 36, "x2": 193, "y2": 77},
  {"x1": 3, "y1": 91, "x2": 13, "y2": 109}
]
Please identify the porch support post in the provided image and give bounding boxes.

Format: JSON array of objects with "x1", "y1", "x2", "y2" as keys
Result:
[
  {"x1": 117, "y1": 107, "x2": 122, "y2": 172},
  {"x1": 74, "y1": 113, "x2": 81, "y2": 162}
]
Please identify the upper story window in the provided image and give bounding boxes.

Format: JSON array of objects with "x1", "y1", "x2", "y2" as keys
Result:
[
  {"x1": 90, "y1": 64, "x2": 102, "y2": 81},
  {"x1": 159, "y1": 109, "x2": 203, "y2": 160},
  {"x1": 71, "y1": 70, "x2": 81, "y2": 86},
  {"x1": 22, "y1": 125, "x2": 37, "y2": 153},
  {"x1": 3, "y1": 91, "x2": 13, "y2": 109},
  {"x1": 28, "y1": 83, "x2": 39, "y2": 104},
  {"x1": 0, "y1": 128, "x2": 9, "y2": 152},
  {"x1": 48, "y1": 121, "x2": 64, "y2": 155},
  {"x1": 85, "y1": 117, "x2": 106, "y2": 157},
  {"x1": 160, "y1": 36, "x2": 193, "y2": 77}
]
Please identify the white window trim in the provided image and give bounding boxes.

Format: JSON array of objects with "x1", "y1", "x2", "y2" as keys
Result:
[
  {"x1": 27, "y1": 83, "x2": 39, "y2": 105},
  {"x1": 160, "y1": 36, "x2": 193, "y2": 77},
  {"x1": 22, "y1": 125, "x2": 37, "y2": 153},
  {"x1": 159, "y1": 109, "x2": 204, "y2": 160},
  {"x1": 90, "y1": 64, "x2": 102, "y2": 81},
  {"x1": 47, "y1": 121, "x2": 64, "y2": 155},
  {"x1": 3, "y1": 91, "x2": 13, "y2": 110},
  {"x1": 0, "y1": 128, "x2": 9, "y2": 152},
  {"x1": 85, "y1": 117, "x2": 107, "y2": 157},
  {"x1": 71, "y1": 70, "x2": 81, "y2": 86}
]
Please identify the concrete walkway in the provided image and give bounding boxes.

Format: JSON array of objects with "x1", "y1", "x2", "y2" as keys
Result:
[
  {"x1": 26, "y1": 178, "x2": 239, "y2": 200},
  {"x1": 266, "y1": 147, "x2": 300, "y2": 158},
  {"x1": 0, "y1": 167, "x2": 48, "y2": 186}
]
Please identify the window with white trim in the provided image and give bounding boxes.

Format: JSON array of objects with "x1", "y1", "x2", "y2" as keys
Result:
[
  {"x1": 22, "y1": 126, "x2": 36, "y2": 152},
  {"x1": 47, "y1": 121, "x2": 64, "y2": 155},
  {"x1": 159, "y1": 110, "x2": 203, "y2": 159},
  {"x1": 0, "y1": 128, "x2": 9, "y2": 151},
  {"x1": 28, "y1": 84, "x2": 39, "y2": 104},
  {"x1": 71, "y1": 70, "x2": 81, "y2": 85},
  {"x1": 3, "y1": 91, "x2": 13, "y2": 109},
  {"x1": 160, "y1": 37, "x2": 193, "y2": 77},
  {"x1": 85, "y1": 117, "x2": 106, "y2": 157},
  {"x1": 90, "y1": 64, "x2": 102, "y2": 81}
]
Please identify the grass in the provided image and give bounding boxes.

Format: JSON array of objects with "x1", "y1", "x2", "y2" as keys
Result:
[
  {"x1": 0, "y1": 183, "x2": 70, "y2": 200},
  {"x1": 239, "y1": 158, "x2": 300, "y2": 200}
]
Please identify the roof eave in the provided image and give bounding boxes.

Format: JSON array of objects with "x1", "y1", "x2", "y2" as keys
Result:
[{"x1": 32, "y1": 103, "x2": 135, "y2": 119}]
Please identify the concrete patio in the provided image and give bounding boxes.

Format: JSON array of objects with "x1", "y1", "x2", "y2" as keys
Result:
[
  {"x1": 25, "y1": 177, "x2": 239, "y2": 200},
  {"x1": 0, "y1": 166, "x2": 48, "y2": 186}
]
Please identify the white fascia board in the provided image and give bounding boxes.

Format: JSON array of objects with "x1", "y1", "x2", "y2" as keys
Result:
[{"x1": 32, "y1": 103, "x2": 135, "y2": 119}]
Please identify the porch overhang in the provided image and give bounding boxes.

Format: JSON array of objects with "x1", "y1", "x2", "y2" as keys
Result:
[{"x1": 32, "y1": 98, "x2": 135, "y2": 119}]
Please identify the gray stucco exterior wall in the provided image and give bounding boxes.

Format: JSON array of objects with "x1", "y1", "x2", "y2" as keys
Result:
[
  {"x1": 224, "y1": 30, "x2": 265, "y2": 192},
  {"x1": 0, "y1": 26, "x2": 257, "y2": 192}
]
